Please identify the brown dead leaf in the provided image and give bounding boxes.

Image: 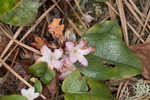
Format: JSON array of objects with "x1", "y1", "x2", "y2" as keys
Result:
[
  {"x1": 129, "y1": 42, "x2": 150, "y2": 79},
  {"x1": 47, "y1": 72, "x2": 59, "y2": 99},
  {"x1": 48, "y1": 18, "x2": 64, "y2": 38},
  {"x1": 31, "y1": 35, "x2": 57, "y2": 49}
]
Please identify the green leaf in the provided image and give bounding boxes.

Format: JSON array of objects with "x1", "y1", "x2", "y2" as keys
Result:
[
  {"x1": 62, "y1": 72, "x2": 114, "y2": 100},
  {"x1": 95, "y1": 0, "x2": 109, "y2": 2},
  {"x1": 29, "y1": 62, "x2": 48, "y2": 77},
  {"x1": 76, "y1": 54, "x2": 142, "y2": 80},
  {"x1": 34, "y1": 81, "x2": 43, "y2": 93},
  {"x1": 0, "y1": 0, "x2": 41, "y2": 26},
  {"x1": 85, "y1": 21, "x2": 122, "y2": 39},
  {"x1": 0, "y1": 0, "x2": 21, "y2": 17},
  {"x1": 0, "y1": 95, "x2": 27, "y2": 100},
  {"x1": 40, "y1": 69, "x2": 56, "y2": 85},
  {"x1": 78, "y1": 21, "x2": 143, "y2": 80},
  {"x1": 62, "y1": 71, "x2": 88, "y2": 93}
]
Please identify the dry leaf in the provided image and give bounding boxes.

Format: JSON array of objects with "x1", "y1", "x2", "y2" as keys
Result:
[
  {"x1": 48, "y1": 18, "x2": 64, "y2": 38},
  {"x1": 129, "y1": 42, "x2": 150, "y2": 79},
  {"x1": 31, "y1": 35, "x2": 57, "y2": 49},
  {"x1": 47, "y1": 72, "x2": 59, "y2": 98}
]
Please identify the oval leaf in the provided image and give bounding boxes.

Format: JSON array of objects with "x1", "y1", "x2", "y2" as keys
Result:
[
  {"x1": 0, "y1": 95, "x2": 27, "y2": 100},
  {"x1": 0, "y1": 0, "x2": 41, "y2": 26},
  {"x1": 76, "y1": 54, "x2": 141, "y2": 80},
  {"x1": 0, "y1": 0, "x2": 21, "y2": 17},
  {"x1": 79, "y1": 21, "x2": 143, "y2": 80},
  {"x1": 62, "y1": 71, "x2": 88, "y2": 93},
  {"x1": 34, "y1": 81, "x2": 43, "y2": 93},
  {"x1": 29, "y1": 62, "x2": 48, "y2": 77},
  {"x1": 40, "y1": 69, "x2": 56, "y2": 85},
  {"x1": 63, "y1": 72, "x2": 114, "y2": 100}
]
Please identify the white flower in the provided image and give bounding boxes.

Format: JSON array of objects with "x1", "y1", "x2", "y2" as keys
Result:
[
  {"x1": 21, "y1": 87, "x2": 39, "y2": 100},
  {"x1": 82, "y1": 14, "x2": 94, "y2": 23},
  {"x1": 37, "y1": 45, "x2": 63, "y2": 70},
  {"x1": 66, "y1": 40, "x2": 95, "y2": 66}
]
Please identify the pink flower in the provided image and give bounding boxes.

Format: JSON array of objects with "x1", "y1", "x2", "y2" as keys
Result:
[
  {"x1": 65, "y1": 40, "x2": 96, "y2": 66},
  {"x1": 37, "y1": 45, "x2": 63, "y2": 70},
  {"x1": 58, "y1": 57, "x2": 75, "y2": 80}
]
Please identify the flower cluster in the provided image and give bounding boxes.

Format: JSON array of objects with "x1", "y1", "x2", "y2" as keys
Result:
[{"x1": 37, "y1": 40, "x2": 95, "y2": 79}]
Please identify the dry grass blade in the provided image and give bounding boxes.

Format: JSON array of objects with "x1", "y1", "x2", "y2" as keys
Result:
[
  {"x1": 0, "y1": 1, "x2": 58, "y2": 67},
  {"x1": 106, "y1": 1, "x2": 145, "y2": 44},
  {"x1": 0, "y1": 49, "x2": 19, "y2": 88},
  {"x1": 143, "y1": 10, "x2": 150, "y2": 42},
  {"x1": 20, "y1": 2, "x2": 59, "y2": 42},
  {"x1": 67, "y1": 18, "x2": 83, "y2": 37},
  {"x1": 124, "y1": 0, "x2": 150, "y2": 34},
  {"x1": 118, "y1": 81, "x2": 129, "y2": 100},
  {"x1": 0, "y1": 26, "x2": 40, "y2": 55},
  {"x1": 116, "y1": 0, "x2": 129, "y2": 45},
  {"x1": 0, "y1": 26, "x2": 23, "y2": 58},
  {"x1": 128, "y1": 0, "x2": 146, "y2": 18},
  {"x1": 105, "y1": 2, "x2": 119, "y2": 16},
  {"x1": 127, "y1": 23, "x2": 145, "y2": 43},
  {"x1": 66, "y1": 0, "x2": 87, "y2": 29},
  {"x1": 0, "y1": 57, "x2": 46, "y2": 99},
  {"x1": 116, "y1": 82, "x2": 124, "y2": 100},
  {"x1": 74, "y1": 0, "x2": 89, "y2": 26},
  {"x1": 106, "y1": 0, "x2": 116, "y2": 20}
]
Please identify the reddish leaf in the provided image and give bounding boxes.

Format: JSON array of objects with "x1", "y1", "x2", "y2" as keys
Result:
[
  {"x1": 48, "y1": 18, "x2": 64, "y2": 38},
  {"x1": 129, "y1": 42, "x2": 150, "y2": 79},
  {"x1": 31, "y1": 35, "x2": 57, "y2": 49}
]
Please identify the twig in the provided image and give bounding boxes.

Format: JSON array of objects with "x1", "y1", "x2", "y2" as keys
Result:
[
  {"x1": 116, "y1": 0, "x2": 129, "y2": 45},
  {"x1": 0, "y1": 57, "x2": 46, "y2": 99},
  {"x1": 106, "y1": 0, "x2": 116, "y2": 20},
  {"x1": 0, "y1": 26, "x2": 23, "y2": 58},
  {"x1": 116, "y1": 82, "x2": 124, "y2": 100},
  {"x1": 0, "y1": 1, "x2": 59, "y2": 68},
  {"x1": 118, "y1": 81, "x2": 129, "y2": 100},
  {"x1": 66, "y1": 0, "x2": 87, "y2": 29},
  {"x1": 0, "y1": 26, "x2": 40, "y2": 55}
]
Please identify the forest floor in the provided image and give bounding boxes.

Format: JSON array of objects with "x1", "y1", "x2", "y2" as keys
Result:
[{"x1": 0, "y1": 0, "x2": 150, "y2": 100}]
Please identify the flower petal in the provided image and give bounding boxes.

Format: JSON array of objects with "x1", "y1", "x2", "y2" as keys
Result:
[
  {"x1": 52, "y1": 60, "x2": 64, "y2": 70},
  {"x1": 65, "y1": 42, "x2": 74, "y2": 51},
  {"x1": 69, "y1": 55, "x2": 78, "y2": 63},
  {"x1": 64, "y1": 56, "x2": 73, "y2": 65},
  {"x1": 21, "y1": 88, "x2": 28, "y2": 96},
  {"x1": 33, "y1": 93, "x2": 40, "y2": 99},
  {"x1": 78, "y1": 56, "x2": 88, "y2": 66},
  {"x1": 80, "y1": 48, "x2": 92, "y2": 55},
  {"x1": 54, "y1": 48, "x2": 63, "y2": 59},
  {"x1": 59, "y1": 70, "x2": 72, "y2": 80},
  {"x1": 28, "y1": 87, "x2": 35, "y2": 94},
  {"x1": 41, "y1": 45, "x2": 51, "y2": 55},
  {"x1": 76, "y1": 40, "x2": 87, "y2": 48}
]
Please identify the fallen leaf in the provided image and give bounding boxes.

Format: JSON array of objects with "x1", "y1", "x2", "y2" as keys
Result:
[
  {"x1": 48, "y1": 18, "x2": 64, "y2": 38},
  {"x1": 31, "y1": 35, "x2": 57, "y2": 49},
  {"x1": 129, "y1": 42, "x2": 150, "y2": 79},
  {"x1": 47, "y1": 71, "x2": 59, "y2": 98}
]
